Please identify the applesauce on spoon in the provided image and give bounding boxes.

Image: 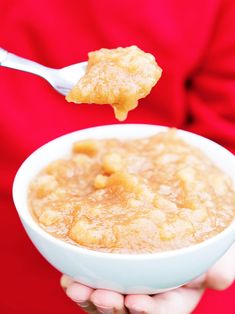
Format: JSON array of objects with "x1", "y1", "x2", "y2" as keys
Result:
[
  {"x1": 66, "y1": 45, "x2": 162, "y2": 121},
  {"x1": 28, "y1": 129, "x2": 235, "y2": 253}
]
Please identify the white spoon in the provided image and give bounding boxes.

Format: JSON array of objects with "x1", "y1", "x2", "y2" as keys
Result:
[{"x1": 0, "y1": 47, "x2": 87, "y2": 96}]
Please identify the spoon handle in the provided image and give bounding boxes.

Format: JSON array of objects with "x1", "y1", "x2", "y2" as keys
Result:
[
  {"x1": 0, "y1": 47, "x2": 52, "y2": 79},
  {"x1": 0, "y1": 48, "x2": 8, "y2": 64}
]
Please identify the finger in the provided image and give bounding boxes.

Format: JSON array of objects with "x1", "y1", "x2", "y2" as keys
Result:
[
  {"x1": 90, "y1": 289, "x2": 128, "y2": 314},
  {"x1": 66, "y1": 282, "x2": 96, "y2": 313},
  {"x1": 185, "y1": 274, "x2": 206, "y2": 288},
  {"x1": 60, "y1": 274, "x2": 74, "y2": 290},
  {"x1": 206, "y1": 244, "x2": 235, "y2": 290},
  {"x1": 125, "y1": 287, "x2": 204, "y2": 314}
]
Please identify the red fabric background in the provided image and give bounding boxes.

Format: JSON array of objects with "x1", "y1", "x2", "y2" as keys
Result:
[{"x1": 0, "y1": 0, "x2": 235, "y2": 313}]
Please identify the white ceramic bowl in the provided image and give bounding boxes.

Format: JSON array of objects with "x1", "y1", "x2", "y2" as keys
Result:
[{"x1": 13, "y1": 124, "x2": 235, "y2": 294}]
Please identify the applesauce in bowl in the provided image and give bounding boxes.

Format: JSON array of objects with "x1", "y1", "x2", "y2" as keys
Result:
[
  {"x1": 13, "y1": 124, "x2": 235, "y2": 294},
  {"x1": 28, "y1": 128, "x2": 235, "y2": 254}
]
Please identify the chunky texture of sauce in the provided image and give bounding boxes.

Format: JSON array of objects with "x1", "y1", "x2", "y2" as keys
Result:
[
  {"x1": 28, "y1": 130, "x2": 235, "y2": 253},
  {"x1": 66, "y1": 46, "x2": 162, "y2": 121}
]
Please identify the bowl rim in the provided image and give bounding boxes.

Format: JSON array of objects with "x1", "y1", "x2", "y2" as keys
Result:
[{"x1": 12, "y1": 123, "x2": 235, "y2": 260}]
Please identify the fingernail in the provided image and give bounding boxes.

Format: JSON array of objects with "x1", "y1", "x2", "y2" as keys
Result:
[
  {"x1": 76, "y1": 301, "x2": 97, "y2": 313},
  {"x1": 76, "y1": 301, "x2": 92, "y2": 308},
  {"x1": 130, "y1": 311, "x2": 145, "y2": 314},
  {"x1": 95, "y1": 305, "x2": 114, "y2": 314}
]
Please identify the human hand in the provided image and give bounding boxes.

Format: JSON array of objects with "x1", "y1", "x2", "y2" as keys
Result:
[{"x1": 61, "y1": 244, "x2": 235, "y2": 314}]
